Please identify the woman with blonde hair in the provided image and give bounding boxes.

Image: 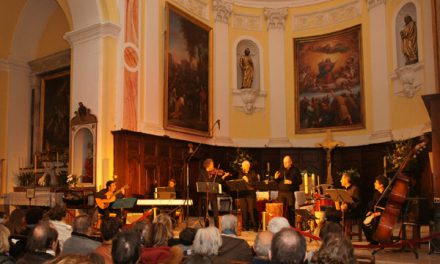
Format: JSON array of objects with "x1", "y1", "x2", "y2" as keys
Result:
[{"x1": 0, "y1": 224, "x2": 14, "y2": 263}]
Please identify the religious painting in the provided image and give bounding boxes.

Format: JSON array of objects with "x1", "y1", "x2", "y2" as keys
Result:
[
  {"x1": 164, "y1": 3, "x2": 212, "y2": 137},
  {"x1": 40, "y1": 71, "x2": 70, "y2": 152},
  {"x1": 294, "y1": 25, "x2": 364, "y2": 134}
]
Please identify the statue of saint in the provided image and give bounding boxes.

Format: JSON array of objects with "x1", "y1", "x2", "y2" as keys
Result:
[
  {"x1": 240, "y1": 48, "x2": 254, "y2": 89},
  {"x1": 400, "y1": 15, "x2": 418, "y2": 65}
]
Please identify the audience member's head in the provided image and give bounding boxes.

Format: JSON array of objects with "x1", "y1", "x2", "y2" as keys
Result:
[
  {"x1": 73, "y1": 214, "x2": 92, "y2": 235},
  {"x1": 101, "y1": 217, "x2": 121, "y2": 242},
  {"x1": 112, "y1": 231, "x2": 141, "y2": 264},
  {"x1": 318, "y1": 221, "x2": 342, "y2": 240},
  {"x1": 25, "y1": 207, "x2": 44, "y2": 226},
  {"x1": 311, "y1": 233, "x2": 356, "y2": 264},
  {"x1": 183, "y1": 254, "x2": 214, "y2": 264},
  {"x1": 270, "y1": 228, "x2": 306, "y2": 264},
  {"x1": 45, "y1": 204, "x2": 67, "y2": 221},
  {"x1": 141, "y1": 222, "x2": 153, "y2": 248},
  {"x1": 179, "y1": 227, "x2": 197, "y2": 246},
  {"x1": 193, "y1": 226, "x2": 222, "y2": 256},
  {"x1": 5, "y1": 208, "x2": 26, "y2": 235},
  {"x1": 221, "y1": 214, "x2": 237, "y2": 234},
  {"x1": 153, "y1": 213, "x2": 173, "y2": 239},
  {"x1": 151, "y1": 222, "x2": 169, "y2": 247},
  {"x1": 253, "y1": 231, "x2": 273, "y2": 259},
  {"x1": 268, "y1": 217, "x2": 290, "y2": 234},
  {"x1": 27, "y1": 220, "x2": 59, "y2": 253},
  {"x1": 0, "y1": 224, "x2": 11, "y2": 254}
]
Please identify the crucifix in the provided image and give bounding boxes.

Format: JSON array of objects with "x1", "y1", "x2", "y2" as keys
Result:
[{"x1": 316, "y1": 130, "x2": 344, "y2": 185}]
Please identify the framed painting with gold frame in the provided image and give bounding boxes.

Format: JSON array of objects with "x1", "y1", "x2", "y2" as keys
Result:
[
  {"x1": 294, "y1": 25, "x2": 365, "y2": 134},
  {"x1": 164, "y1": 2, "x2": 213, "y2": 137},
  {"x1": 40, "y1": 70, "x2": 70, "y2": 152}
]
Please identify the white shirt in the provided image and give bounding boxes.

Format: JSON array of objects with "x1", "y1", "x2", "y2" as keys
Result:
[{"x1": 50, "y1": 220, "x2": 72, "y2": 250}]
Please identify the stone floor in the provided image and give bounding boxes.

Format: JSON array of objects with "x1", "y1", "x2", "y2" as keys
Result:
[{"x1": 176, "y1": 217, "x2": 440, "y2": 264}]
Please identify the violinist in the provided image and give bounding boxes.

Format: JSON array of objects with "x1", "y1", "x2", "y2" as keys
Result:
[
  {"x1": 362, "y1": 175, "x2": 389, "y2": 245},
  {"x1": 198, "y1": 158, "x2": 230, "y2": 227}
]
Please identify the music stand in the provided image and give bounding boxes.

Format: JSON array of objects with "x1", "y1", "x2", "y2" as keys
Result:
[
  {"x1": 197, "y1": 182, "x2": 222, "y2": 226},
  {"x1": 111, "y1": 197, "x2": 137, "y2": 210},
  {"x1": 252, "y1": 180, "x2": 278, "y2": 201},
  {"x1": 226, "y1": 179, "x2": 254, "y2": 213},
  {"x1": 325, "y1": 189, "x2": 354, "y2": 204}
]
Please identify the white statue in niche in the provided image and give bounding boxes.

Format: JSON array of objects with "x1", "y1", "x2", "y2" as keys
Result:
[
  {"x1": 239, "y1": 48, "x2": 254, "y2": 89},
  {"x1": 400, "y1": 15, "x2": 418, "y2": 65}
]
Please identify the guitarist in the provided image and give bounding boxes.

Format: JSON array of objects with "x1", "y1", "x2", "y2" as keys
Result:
[
  {"x1": 362, "y1": 175, "x2": 389, "y2": 245},
  {"x1": 95, "y1": 180, "x2": 125, "y2": 219}
]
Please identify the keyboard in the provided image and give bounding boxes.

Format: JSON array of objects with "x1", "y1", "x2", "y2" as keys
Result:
[{"x1": 136, "y1": 199, "x2": 193, "y2": 206}]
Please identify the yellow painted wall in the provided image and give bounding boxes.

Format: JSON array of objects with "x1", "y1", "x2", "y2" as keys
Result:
[
  {"x1": 0, "y1": 0, "x2": 26, "y2": 58},
  {"x1": 36, "y1": 6, "x2": 70, "y2": 59},
  {"x1": 100, "y1": 0, "x2": 119, "y2": 25},
  {"x1": 387, "y1": 0, "x2": 431, "y2": 130},
  {"x1": 0, "y1": 71, "x2": 8, "y2": 159}
]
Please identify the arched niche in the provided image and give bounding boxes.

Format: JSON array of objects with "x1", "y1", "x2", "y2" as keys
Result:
[
  {"x1": 232, "y1": 38, "x2": 266, "y2": 114},
  {"x1": 70, "y1": 103, "x2": 97, "y2": 186},
  {"x1": 395, "y1": 2, "x2": 418, "y2": 68}
]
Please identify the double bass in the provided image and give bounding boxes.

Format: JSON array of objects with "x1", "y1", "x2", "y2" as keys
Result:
[{"x1": 373, "y1": 139, "x2": 427, "y2": 243}]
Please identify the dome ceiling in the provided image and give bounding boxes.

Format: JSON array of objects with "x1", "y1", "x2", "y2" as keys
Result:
[{"x1": 233, "y1": 0, "x2": 332, "y2": 8}]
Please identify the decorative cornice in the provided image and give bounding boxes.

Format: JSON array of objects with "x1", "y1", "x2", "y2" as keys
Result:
[
  {"x1": 172, "y1": 0, "x2": 209, "y2": 21},
  {"x1": 213, "y1": 0, "x2": 233, "y2": 24},
  {"x1": 64, "y1": 22, "x2": 120, "y2": 46},
  {"x1": 233, "y1": 13, "x2": 262, "y2": 31},
  {"x1": 267, "y1": 137, "x2": 292, "y2": 147},
  {"x1": 28, "y1": 50, "x2": 70, "y2": 74},
  {"x1": 264, "y1": 8, "x2": 288, "y2": 30},
  {"x1": 0, "y1": 58, "x2": 30, "y2": 73},
  {"x1": 292, "y1": 1, "x2": 360, "y2": 31},
  {"x1": 234, "y1": 0, "x2": 329, "y2": 8},
  {"x1": 367, "y1": 0, "x2": 386, "y2": 11}
]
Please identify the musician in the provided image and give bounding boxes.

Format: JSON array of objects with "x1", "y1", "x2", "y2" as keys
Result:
[
  {"x1": 95, "y1": 180, "x2": 125, "y2": 219},
  {"x1": 362, "y1": 175, "x2": 389, "y2": 244},
  {"x1": 238, "y1": 160, "x2": 258, "y2": 231},
  {"x1": 198, "y1": 158, "x2": 230, "y2": 227},
  {"x1": 326, "y1": 172, "x2": 361, "y2": 222},
  {"x1": 274, "y1": 155, "x2": 302, "y2": 226}
]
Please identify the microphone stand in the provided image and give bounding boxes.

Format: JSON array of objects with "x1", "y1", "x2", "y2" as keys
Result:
[{"x1": 183, "y1": 120, "x2": 220, "y2": 227}]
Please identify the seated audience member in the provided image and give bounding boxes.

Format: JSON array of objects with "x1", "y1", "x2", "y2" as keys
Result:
[
  {"x1": 45, "y1": 204, "x2": 72, "y2": 250},
  {"x1": 17, "y1": 220, "x2": 59, "y2": 264},
  {"x1": 305, "y1": 221, "x2": 343, "y2": 263},
  {"x1": 268, "y1": 217, "x2": 290, "y2": 234},
  {"x1": 94, "y1": 217, "x2": 121, "y2": 264},
  {"x1": 140, "y1": 222, "x2": 183, "y2": 264},
  {"x1": 5, "y1": 209, "x2": 27, "y2": 259},
  {"x1": 153, "y1": 213, "x2": 174, "y2": 241},
  {"x1": 23, "y1": 207, "x2": 44, "y2": 236},
  {"x1": 175, "y1": 227, "x2": 197, "y2": 254},
  {"x1": 269, "y1": 228, "x2": 306, "y2": 264},
  {"x1": 184, "y1": 226, "x2": 229, "y2": 264},
  {"x1": 310, "y1": 233, "x2": 356, "y2": 264},
  {"x1": 112, "y1": 231, "x2": 141, "y2": 264},
  {"x1": 251, "y1": 231, "x2": 273, "y2": 264},
  {"x1": 218, "y1": 214, "x2": 253, "y2": 262},
  {"x1": 0, "y1": 224, "x2": 15, "y2": 264},
  {"x1": 62, "y1": 214, "x2": 100, "y2": 255},
  {"x1": 46, "y1": 253, "x2": 100, "y2": 264}
]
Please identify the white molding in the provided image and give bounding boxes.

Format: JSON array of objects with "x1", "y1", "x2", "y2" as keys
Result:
[
  {"x1": 264, "y1": 8, "x2": 288, "y2": 30},
  {"x1": 171, "y1": 0, "x2": 210, "y2": 21},
  {"x1": 0, "y1": 58, "x2": 30, "y2": 73},
  {"x1": 367, "y1": 0, "x2": 386, "y2": 11},
  {"x1": 267, "y1": 137, "x2": 292, "y2": 147},
  {"x1": 232, "y1": 13, "x2": 262, "y2": 31},
  {"x1": 213, "y1": 0, "x2": 233, "y2": 24},
  {"x1": 369, "y1": 129, "x2": 393, "y2": 142},
  {"x1": 64, "y1": 22, "x2": 121, "y2": 46},
  {"x1": 233, "y1": 0, "x2": 329, "y2": 8},
  {"x1": 292, "y1": 1, "x2": 360, "y2": 31}
]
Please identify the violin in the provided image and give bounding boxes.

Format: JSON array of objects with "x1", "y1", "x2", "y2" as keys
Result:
[{"x1": 208, "y1": 169, "x2": 231, "y2": 179}]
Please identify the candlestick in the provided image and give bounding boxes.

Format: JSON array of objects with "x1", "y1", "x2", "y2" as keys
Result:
[
  {"x1": 317, "y1": 175, "x2": 320, "y2": 187},
  {"x1": 383, "y1": 156, "x2": 387, "y2": 173},
  {"x1": 304, "y1": 173, "x2": 308, "y2": 194},
  {"x1": 266, "y1": 162, "x2": 270, "y2": 172},
  {"x1": 56, "y1": 152, "x2": 59, "y2": 169},
  {"x1": 34, "y1": 154, "x2": 37, "y2": 174}
]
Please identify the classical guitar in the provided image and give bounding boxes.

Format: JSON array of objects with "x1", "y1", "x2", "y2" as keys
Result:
[{"x1": 95, "y1": 184, "x2": 129, "y2": 210}]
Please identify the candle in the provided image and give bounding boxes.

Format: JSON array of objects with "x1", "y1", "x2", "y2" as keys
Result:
[
  {"x1": 383, "y1": 156, "x2": 387, "y2": 172},
  {"x1": 317, "y1": 175, "x2": 320, "y2": 187},
  {"x1": 311, "y1": 173, "x2": 315, "y2": 188},
  {"x1": 266, "y1": 162, "x2": 270, "y2": 172},
  {"x1": 34, "y1": 154, "x2": 37, "y2": 174},
  {"x1": 304, "y1": 173, "x2": 308, "y2": 194},
  {"x1": 56, "y1": 152, "x2": 59, "y2": 169}
]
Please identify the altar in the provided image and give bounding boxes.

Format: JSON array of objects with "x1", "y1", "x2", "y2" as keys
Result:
[{"x1": 6, "y1": 187, "x2": 65, "y2": 207}]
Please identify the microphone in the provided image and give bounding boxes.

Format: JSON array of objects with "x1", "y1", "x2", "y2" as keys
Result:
[{"x1": 217, "y1": 119, "x2": 221, "y2": 130}]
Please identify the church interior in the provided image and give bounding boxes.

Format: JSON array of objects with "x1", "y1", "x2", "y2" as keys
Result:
[{"x1": 1, "y1": 0, "x2": 440, "y2": 263}]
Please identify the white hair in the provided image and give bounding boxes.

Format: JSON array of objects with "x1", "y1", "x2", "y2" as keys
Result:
[
  {"x1": 221, "y1": 214, "x2": 237, "y2": 233},
  {"x1": 268, "y1": 217, "x2": 290, "y2": 234},
  {"x1": 193, "y1": 226, "x2": 222, "y2": 256}
]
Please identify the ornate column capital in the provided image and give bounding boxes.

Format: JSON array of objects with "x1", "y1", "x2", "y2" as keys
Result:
[
  {"x1": 213, "y1": 0, "x2": 233, "y2": 24},
  {"x1": 367, "y1": 0, "x2": 386, "y2": 11},
  {"x1": 264, "y1": 7, "x2": 288, "y2": 30}
]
